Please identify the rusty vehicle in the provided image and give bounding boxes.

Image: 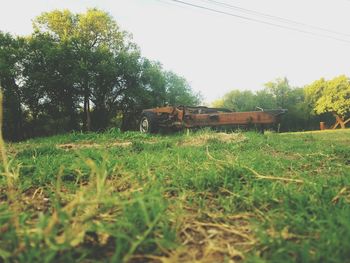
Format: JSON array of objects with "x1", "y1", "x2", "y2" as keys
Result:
[{"x1": 139, "y1": 106, "x2": 287, "y2": 133}]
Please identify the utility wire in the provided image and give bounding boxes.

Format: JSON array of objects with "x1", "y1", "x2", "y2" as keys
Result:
[
  {"x1": 157, "y1": 0, "x2": 190, "y2": 10},
  {"x1": 202, "y1": 0, "x2": 350, "y2": 37},
  {"x1": 165, "y1": 0, "x2": 350, "y2": 44}
]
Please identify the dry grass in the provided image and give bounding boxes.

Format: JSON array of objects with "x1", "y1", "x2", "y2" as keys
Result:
[
  {"x1": 178, "y1": 132, "x2": 246, "y2": 147},
  {"x1": 57, "y1": 140, "x2": 133, "y2": 150},
  {"x1": 142, "y1": 211, "x2": 255, "y2": 263},
  {"x1": 332, "y1": 187, "x2": 350, "y2": 204}
]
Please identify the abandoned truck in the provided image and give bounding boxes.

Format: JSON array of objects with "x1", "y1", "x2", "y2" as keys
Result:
[{"x1": 139, "y1": 106, "x2": 287, "y2": 133}]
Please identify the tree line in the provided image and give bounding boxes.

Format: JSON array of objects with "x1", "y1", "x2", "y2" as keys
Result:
[
  {"x1": 1, "y1": 9, "x2": 349, "y2": 140},
  {"x1": 213, "y1": 76, "x2": 350, "y2": 131},
  {"x1": 0, "y1": 9, "x2": 201, "y2": 141}
]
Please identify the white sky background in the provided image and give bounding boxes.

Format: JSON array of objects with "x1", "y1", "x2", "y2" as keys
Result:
[{"x1": 0, "y1": 0, "x2": 350, "y2": 103}]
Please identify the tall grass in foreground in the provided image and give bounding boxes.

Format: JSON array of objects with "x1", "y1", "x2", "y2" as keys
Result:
[{"x1": 0, "y1": 92, "x2": 175, "y2": 262}]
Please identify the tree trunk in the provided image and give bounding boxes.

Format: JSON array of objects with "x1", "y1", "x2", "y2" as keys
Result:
[
  {"x1": 83, "y1": 82, "x2": 92, "y2": 132},
  {"x1": 16, "y1": 102, "x2": 23, "y2": 140},
  {"x1": 93, "y1": 106, "x2": 109, "y2": 131},
  {"x1": 87, "y1": 98, "x2": 91, "y2": 131},
  {"x1": 83, "y1": 95, "x2": 91, "y2": 131},
  {"x1": 83, "y1": 95, "x2": 87, "y2": 131},
  {"x1": 3, "y1": 79, "x2": 23, "y2": 141},
  {"x1": 65, "y1": 98, "x2": 78, "y2": 131}
]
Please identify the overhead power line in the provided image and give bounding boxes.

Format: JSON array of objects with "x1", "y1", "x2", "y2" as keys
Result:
[
  {"x1": 164, "y1": 0, "x2": 350, "y2": 44},
  {"x1": 202, "y1": 0, "x2": 350, "y2": 38}
]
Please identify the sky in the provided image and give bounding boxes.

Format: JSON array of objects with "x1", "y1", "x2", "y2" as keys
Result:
[{"x1": 1, "y1": 0, "x2": 350, "y2": 103}]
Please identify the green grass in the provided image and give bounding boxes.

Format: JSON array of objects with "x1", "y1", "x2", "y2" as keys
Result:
[{"x1": 1, "y1": 129, "x2": 350, "y2": 262}]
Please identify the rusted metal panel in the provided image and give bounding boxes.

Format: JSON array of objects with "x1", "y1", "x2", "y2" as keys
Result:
[
  {"x1": 140, "y1": 106, "x2": 287, "y2": 133},
  {"x1": 183, "y1": 111, "x2": 277, "y2": 127}
]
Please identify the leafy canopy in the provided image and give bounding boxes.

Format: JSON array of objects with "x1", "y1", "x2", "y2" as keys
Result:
[
  {"x1": 305, "y1": 75, "x2": 350, "y2": 117},
  {"x1": 33, "y1": 8, "x2": 125, "y2": 49}
]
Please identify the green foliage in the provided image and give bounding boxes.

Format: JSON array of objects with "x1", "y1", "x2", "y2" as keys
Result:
[
  {"x1": 0, "y1": 33, "x2": 26, "y2": 140},
  {"x1": 165, "y1": 71, "x2": 202, "y2": 106},
  {"x1": 265, "y1": 77, "x2": 291, "y2": 108},
  {"x1": 305, "y1": 75, "x2": 350, "y2": 117},
  {"x1": 33, "y1": 8, "x2": 124, "y2": 48},
  {"x1": 213, "y1": 89, "x2": 257, "y2": 111},
  {"x1": 255, "y1": 89, "x2": 277, "y2": 109}
]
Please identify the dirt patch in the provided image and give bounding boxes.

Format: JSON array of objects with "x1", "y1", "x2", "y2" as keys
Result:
[
  {"x1": 109, "y1": 141, "x2": 133, "y2": 147},
  {"x1": 22, "y1": 187, "x2": 51, "y2": 213},
  {"x1": 179, "y1": 133, "x2": 246, "y2": 147},
  {"x1": 139, "y1": 208, "x2": 256, "y2": 263},
  {"x1": 57, "y1": 141, "x2": 132, "y2": 151},
  {"x1": 267, "y1": 149, "x2": 302, "y2": 161},
  {"x1": 1, "y1": 186, "x2": 52, "y2": 214}
]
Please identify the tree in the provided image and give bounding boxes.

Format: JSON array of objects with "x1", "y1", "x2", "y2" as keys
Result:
[
  {"x1": 33, "y1": 8, "x2": 127, "y2": 131},
  {"x1": 0, "y1": 32, "x2": 26, "y2": 141},
  {"x1": 165, "y1": 71, "x2": 201, "y2": 106},
  {"x1": 89, "y1": 46, "x2": 120, "y2": 130},
  {"x1": 264, "y1": 77, "x2": 291, "y2": 108},
  {"x1": 115, "y1": 50, "x2": 144, "y2": 131},
  {"x1": 1, "y1": 9, "x2": 203, "y2": 139},
  {"x1": 212, "y1": 77, "x2": 318, "y2": 131},
  {"x1": 263, "y1": 78, "x2": 316, "y2": 131},
  {"x1": 21, "y1": 34, "x2": 81, "y2": 135},
  {"x1": 253, "y1": 89, "x2": 276, "y2": 109},
  {"x1": 305, "y1": 75, "x2": 350, "y2": 129},
  {"x1": 212, "y1": 90, "x2": 256, "y2": 111},
  {"x1": 141, "y1": 59, "x2": 167, "y2": 107}
]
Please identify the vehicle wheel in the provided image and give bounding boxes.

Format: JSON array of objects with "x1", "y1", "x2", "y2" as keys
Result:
[{"x1": 139, "y1": 112, "x2": 158, "y2": 133}]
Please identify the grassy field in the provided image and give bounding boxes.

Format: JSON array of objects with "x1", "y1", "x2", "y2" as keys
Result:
[{"x1": 0, "y1": 128, "x2": 350, "y2": 262}]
